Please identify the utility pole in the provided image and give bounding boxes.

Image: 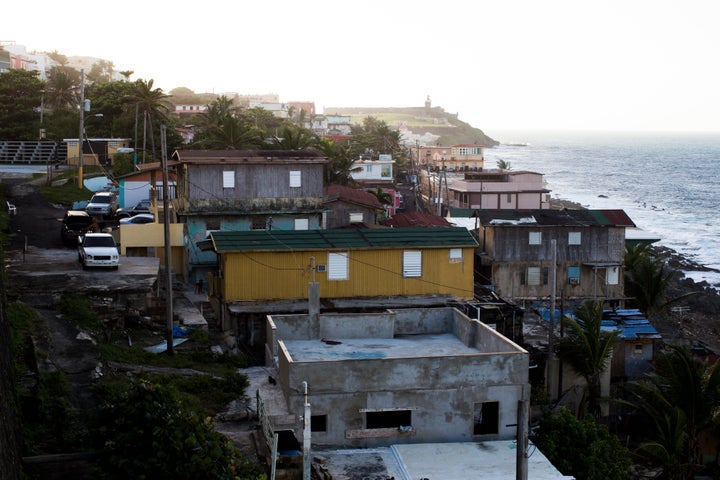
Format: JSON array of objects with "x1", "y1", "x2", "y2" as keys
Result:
[
  {"x1": 77, "y1": 69, "x2": 84, "y2": 189},
  {"x1": 547, "y1": 239, "x2": 558, "y2": 401},
  {"x1": 161, "y1": 125, "x2": 174, "y2": 355}
]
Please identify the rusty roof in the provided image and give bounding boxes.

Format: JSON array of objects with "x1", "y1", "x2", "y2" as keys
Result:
[
  {"x1": 381, "y1": 211, "x2": 454, "y2": 228},
  {"x1": 323, "y1": 185, "x2": 384, "y2": 209}
]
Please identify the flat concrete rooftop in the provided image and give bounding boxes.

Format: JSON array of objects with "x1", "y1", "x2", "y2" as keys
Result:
[{"x1": 284, "y1": 333, "x2": 480, "y2": 362}]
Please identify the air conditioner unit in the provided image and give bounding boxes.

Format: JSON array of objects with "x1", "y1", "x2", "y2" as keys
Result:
[{"x1": 317, "y1": 264, "x2": 327, "y2": 273}]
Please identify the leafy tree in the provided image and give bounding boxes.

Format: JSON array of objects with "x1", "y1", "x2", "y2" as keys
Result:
[
  {"x1": 0, "y1": 69, "x2": 44, "y2": 140},
  {"x1": 86, "y1": 80, "x2": 138, "y2": 138},
  {"x1": 556, "y1": 300, "x2": 618, "y2": 418},
  {"x1": 348, "y1": 116, "x2": 408, "y2": 178},
  {"x1": 533, "y1": 406, "x2": 631, "y2": 480},
  {"x1": 95, "y1": 378, "x2": 265, "y2": 480},
  {"x1": 86, "y1": 60, "x2": 115, "y2": 85},
  {"x1": 624, "y1": 244, "x2": 694, "y2": 318},
  {"x1": 241, "y1": 106, "x2": 284, "y2": 133},
  {"x1": 625, "y1": 345, "x2": 720, "y2": 479}
]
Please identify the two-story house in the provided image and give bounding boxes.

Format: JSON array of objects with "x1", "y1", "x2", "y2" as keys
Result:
[
  {"x1": 472, "y1": 209, "x2": 635, "y2": 308},
  {"x1": 447, "y1": 170, "x2": 551, "y2": 210},
  {"x1": 170, "y1": 149, "x2": 328, "y2": 284}
]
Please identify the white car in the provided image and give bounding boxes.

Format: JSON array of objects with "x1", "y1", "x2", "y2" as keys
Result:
[
  {"x1": 119, "y1": 213, "x2": 155, "y2": 225},
  {"x1": 78, "y1": 233, "x2": 120, "y2": 270}
]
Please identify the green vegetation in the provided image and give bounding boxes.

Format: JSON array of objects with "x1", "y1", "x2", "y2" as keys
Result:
[
  {"x1": 94, "y1": 378, "x2": 265, "y2": 480},
  {"x1": 8, "y1": 290, "x2": 259, "y2": 477},
  {"x1": 533, "y1": 407, "x2": 632, "y2": 480}
]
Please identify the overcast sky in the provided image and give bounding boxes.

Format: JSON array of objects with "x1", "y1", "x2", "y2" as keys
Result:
[{"x1": 5, "y1": 0, "x2": 720, "y2": 134}]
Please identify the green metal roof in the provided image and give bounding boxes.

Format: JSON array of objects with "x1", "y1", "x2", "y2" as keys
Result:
[{"x1": 209, "y1": 227, "x2": 478, "y2": 252}]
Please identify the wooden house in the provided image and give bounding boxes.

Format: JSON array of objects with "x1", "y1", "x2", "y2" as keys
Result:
[
  {"x1": 472, "y1": 209, "x2": 635, "y2": 308},
  {"x1": 322, "y1": 185, "x2": 385, "y2": 228},
  {"x1": 203, "y1": 227, "x2": 478, "y2": 337},
  {"x1": 169, "y1": 149, "x2": 328, "y2": 284}
]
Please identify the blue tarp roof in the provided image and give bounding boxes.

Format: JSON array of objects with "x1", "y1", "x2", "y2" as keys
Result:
[{"x1": 537, "y1": 308, "x2": 661, "y2": 340}]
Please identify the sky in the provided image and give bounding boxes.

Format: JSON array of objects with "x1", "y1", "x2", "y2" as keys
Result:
[{"x1": 5, "y1": 0, "x2": 720, "y2": 134}]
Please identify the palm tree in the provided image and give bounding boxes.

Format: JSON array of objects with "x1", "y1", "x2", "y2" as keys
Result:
[
  {"x1": 556, "y1": 300, "x2": 618, "y2": 418},
  {"x1": 316, "y1": 138, "x2": 360, "y2": 186},
  {"x1": 45, "y1": 67, "x2": 81, "y2": 109},
  {"x1": 268, "y1": 125, "x2": 318, "y2": 150},
  {"x1": 124, "y1": 79, "x2": 172, "y2": 161},
  {"x1": 496, "y1": 159, "x2": 512, "y2": 170},
  {"x1": 192, "y1": 115, "x2": 262, "y2": 150},
  {"x1": 625, "y1": 345, "x2": 720, "y2": 479},
  {"x1": 624, "y1": 244, "x2": 695, "y2": 318}
]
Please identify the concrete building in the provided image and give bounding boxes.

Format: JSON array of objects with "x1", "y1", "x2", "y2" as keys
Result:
[{"x1": 260, "y1": 306, "x2": 530, "y2": 450}]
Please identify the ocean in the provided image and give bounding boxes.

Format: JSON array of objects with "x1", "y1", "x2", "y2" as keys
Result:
[{"x1": 482, "y1": 130, "x2": 720, "y2": 287}]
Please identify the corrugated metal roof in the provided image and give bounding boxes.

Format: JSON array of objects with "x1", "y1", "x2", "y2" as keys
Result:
[
  {"x1": 209, "y1": 227, "x2": 478, "y2": 252},
  {"x1": 472, "y1": 209, "x2": 636, "y2": 227}
]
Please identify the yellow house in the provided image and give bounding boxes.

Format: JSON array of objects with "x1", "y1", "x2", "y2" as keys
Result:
[
  {"x1": 65, "y1": 137, "x2": 133, "y2": 166},
  {"x1": 206, "y1": 227, "x2": 478, "y2": 302}
]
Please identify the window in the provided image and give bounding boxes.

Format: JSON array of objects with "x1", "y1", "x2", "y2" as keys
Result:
[
  {"x1": 349, "y1": 212, "x2": 364, "y2": 223},
  {"x1": 473, "y1": 402, "x2": 499, "y2": 435},
  {"x1": 568, "y1": 231, "x2": 581, "y2": 245},
  {"x1": 381, "y1": 165, "x2": 391, "y2": 177},
  {"x1": 365, "y1": 165, "x2": 373, "y2": 173},
  {"x1": 311, "y1": 415, "x2": 327, "y2": 433},
  {"x1": 223, "y1": 170, "x2": 235, "y2": 188},
  {"x1": 522, "y1": 266, "x2": 548, "y2": 286},
  {"x1": 289, "y1": 170, "x2": 301, "y2": 187},
  {"x1": 606, "y1": 266, "x2": 619, "y2": 285},
  {"x1": 366, "y1": 410, "x2": 412, "y2": 429},
  {"x1": 294, "y1": 218, "x2": 309, "y2": 230},
  {"x1": 568, "y1": 266, "x2": 580, "y2": 285},
  {"x1": 403, "y1": 250, "x2": 422, "y2": 277},
  {"x1": 506, "y1": 193, "x2": 512, "y2": 203},
  {"x1": 449, "y1": 248, "x2": 462, "y2": 263},
  {"x1": 328, "y1": 252, "x2": 348, "y2": 280},
  {"x1": 633, "y1": 344, "x2": 643, "y2": 357},
  {"x1": 251, "y1": 217, "x2": 267, "y2": 230},
  {"x1": 529, "y1": 231, "x2": 542, "y2": 245}
]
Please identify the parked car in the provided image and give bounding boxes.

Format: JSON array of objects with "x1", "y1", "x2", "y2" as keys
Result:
[
  {"x1": 119, "y1": 213, "x2": 155, "y2": 225},
  {"x1": 115, "y1": 198, "x2": 151, "y2": 219},
  {"x1": 78, "y1": 232, "x2": 120, "y2": 270},
  {"x1": 86, "y1": 191, "x2": 118, "y2": 219},
  {"x1": 60, "y1": 210, "x2": 96, "y2": 246}
]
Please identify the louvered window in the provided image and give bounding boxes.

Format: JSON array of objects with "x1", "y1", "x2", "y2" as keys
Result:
[
  {"x1": 328, "y1": 252, "x2": 348, "y2": 280},
  {"x1": 403, "y1": 250, "x2": 422, "y2": 277}
]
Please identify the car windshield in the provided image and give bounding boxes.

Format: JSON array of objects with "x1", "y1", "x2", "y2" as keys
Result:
[
  {"x1": 67, "y1": 219, "x2": 93, "y2": 227},
  {"x1": 84, "y1": 236, "x2": 115, "y2": 247},
  {"x1": 90, "y1": 196, "x2": 111, "y2": 204}
]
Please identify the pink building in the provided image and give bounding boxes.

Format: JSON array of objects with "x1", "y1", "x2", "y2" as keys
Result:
[{"x1": 448, "y1": 170, "x2": 551, "y2": 210}]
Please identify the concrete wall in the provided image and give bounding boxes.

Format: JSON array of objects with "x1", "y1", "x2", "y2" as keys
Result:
[{"x1": 266, "y1": 307, "x2": 529, "y2": 448}]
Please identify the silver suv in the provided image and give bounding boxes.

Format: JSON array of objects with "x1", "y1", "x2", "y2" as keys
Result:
[{"x1": 86, "y1": 191, "x2": 118, "y2": 219}]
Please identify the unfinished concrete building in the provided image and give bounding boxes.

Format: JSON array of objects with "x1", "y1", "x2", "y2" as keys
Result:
[{"x1": 259, "y1": 306, "x2": 530, "y2": 450}]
